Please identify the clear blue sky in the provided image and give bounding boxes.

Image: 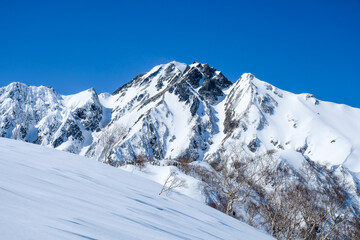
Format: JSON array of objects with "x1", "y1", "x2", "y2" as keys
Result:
[{"x1": 0, "y1": 0, "x2": 359, "y2": 107}]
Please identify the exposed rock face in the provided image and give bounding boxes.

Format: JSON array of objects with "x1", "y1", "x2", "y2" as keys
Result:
[
  {"x1": 84, "y1": 61, "x2": 231, "y2": 163},
  {"x1": 0, "y1": 83, "x2": 102, "y2": 153},
  {"x1": 72, "y1": 89, "x2": 103, "y2": 132}
]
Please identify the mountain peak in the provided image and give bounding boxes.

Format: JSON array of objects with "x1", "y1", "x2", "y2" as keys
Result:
[
  {"x1": 240, "y1": 73, "x2": 255, "y2": 82},
  {"x1": 6, "y1": 81, "x2": 27, "y2": 88},
  {"x1": 166, "y1": 61, "x2": 188, "y2": 73}
]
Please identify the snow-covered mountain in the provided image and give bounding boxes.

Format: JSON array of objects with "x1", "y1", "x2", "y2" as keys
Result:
[
  {"x1": 86, "y1": 61, "x2": 232, "y2": 162},
  {"x1": 1, "y1": 61, "x2": 360, "y2": 237},
  {"x1": 0, "y1": 137, "x2": 273, "y2": 240},
  {"x1": 0, "y1": 82, "x2": 104, "y2": 154},
  {"x1": 1, "y1": 61, "x2": 360, "y2": 173}
]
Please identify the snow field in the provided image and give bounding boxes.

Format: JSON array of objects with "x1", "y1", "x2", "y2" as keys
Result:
[{"x1": 0, "y1": 137, "x2": 273, "y2": 240}]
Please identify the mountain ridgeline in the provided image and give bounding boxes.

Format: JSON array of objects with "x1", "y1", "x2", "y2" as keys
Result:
[{"x1": 1, "y1": 61, "x2": 359, "y2": 171}]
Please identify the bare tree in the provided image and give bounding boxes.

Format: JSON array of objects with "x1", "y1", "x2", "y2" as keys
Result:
[
  {"x1": 134, "y1": 155, "x2": 147, "y2": 171},
  {"x1": 297, "y1": 162, "x2": 357, "y2": 240},
  {"x1": 257, "y1": 159, "x2": 358, "y2": 240},
  {"x1": 245, "y1": 201, "x2": 259, "y2": 227},
  {"x1": 100, "y1": 124, "x2": 126, "y2": 164},
  {"x1": 156, "y1": 142, "x2": 359, "y2": 238},
  {"x1": 159, "y1": 170, "x2": 187, "y2": 196},
  {"x1": 259, "y1": 182, "x2": 305, "y2": 240},
  {"x1": 213, "y1": 149, "x2": 276, "y2": 216}
]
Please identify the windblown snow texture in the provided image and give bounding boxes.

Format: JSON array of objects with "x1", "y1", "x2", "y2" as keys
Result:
[{"x1": 0, "y1": 137, "x2": 274, "y2": 240}]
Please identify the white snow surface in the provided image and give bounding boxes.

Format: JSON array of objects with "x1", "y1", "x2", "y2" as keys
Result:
[
  {"x1": 0, "y1": 137, "x2": 273, "y2": 240},
  {"x1": 215, "y1": 73, "x2": 360, "y2": 173},
  {"x1": 62, "y1": 89, "x2": 96, "y2": 109}
]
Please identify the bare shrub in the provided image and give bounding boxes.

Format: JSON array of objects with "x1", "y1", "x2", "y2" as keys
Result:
[
  {"x1": 178, "y1": 157, "x2": 193, "y2": 174},
  {"x1": 166, "y1": 160, "x2": 178, "y2": 167},
  {"x1": 134, "y1": 155, "x2": 147, "y2": 171},
  {"x1": 209, "y1": 160, "x2": 219, "y2": 170},
  {"x1": 159, "y1": 170, "x2": 187, "y2": 196}
]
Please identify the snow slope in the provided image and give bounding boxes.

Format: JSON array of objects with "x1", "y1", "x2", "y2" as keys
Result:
[
  {"x1": 0, "y1": 137, "x2": 273, "y2": 240},
  {"x1": 218, "y1": 73, "x2": 360, "y2": 172}
]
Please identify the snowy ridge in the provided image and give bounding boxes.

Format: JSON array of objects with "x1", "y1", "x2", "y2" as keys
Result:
[
  {"x1": 222, "y1": 73, "x2": 360, "y2": 172},
  {"x1": 0, "y1": 83, "x2": 103, "y2": 154},
  {"x1": 0, "y1": 137, "x2": 273, "y2": 240},
  {"x1": 1, "y1": 62, "x2": 360, "y2": 173}
]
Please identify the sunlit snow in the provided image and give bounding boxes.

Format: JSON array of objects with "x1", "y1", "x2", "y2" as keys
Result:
[{"x1": 0, "y1": 138, "x2": 273, "y2": 240}]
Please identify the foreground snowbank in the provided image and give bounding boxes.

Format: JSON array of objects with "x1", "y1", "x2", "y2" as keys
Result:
[{"x1": 0, "y1": 138, "x2": 273, "y2": 240}]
